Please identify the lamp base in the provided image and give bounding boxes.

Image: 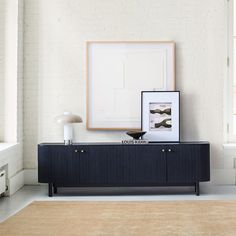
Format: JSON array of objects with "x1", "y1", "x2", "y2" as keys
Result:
[
  {"x1": 64, "y1": 140, "x2": 73, "y2": 145},
  {"x1": 64, "y1": 124, "x2": 73, "y2": 145}
]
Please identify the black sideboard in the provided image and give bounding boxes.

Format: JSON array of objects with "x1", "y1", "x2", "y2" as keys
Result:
[{"x1": 38, "y1": 142, "x2": 210, "y2": 197}]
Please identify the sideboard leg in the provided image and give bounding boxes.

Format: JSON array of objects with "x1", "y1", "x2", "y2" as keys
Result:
[
  {"x1": 48, "y1": 183, "x2": 53, "y2": 197},
  {"x1": 195, "y1": 182, "x2": 200, "y2": 196},
  {"x1": 53, "y1": 183, "x2": 57, "y2": 194}
]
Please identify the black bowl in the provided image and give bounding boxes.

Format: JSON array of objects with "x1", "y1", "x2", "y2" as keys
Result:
[{"x1": 126, "y1": 131, "x2": 146, "y2": 140}]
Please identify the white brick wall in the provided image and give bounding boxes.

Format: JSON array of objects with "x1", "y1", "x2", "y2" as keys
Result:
[
  {"x1": 23, "y1": 0, "x2": 226, "y2": 177},
  {"x1": 17, "y1": 0, "x2": 24, "y2": 148},
  {"x1": 22, "y1": 0, "x2": 236, "y2": 185}
]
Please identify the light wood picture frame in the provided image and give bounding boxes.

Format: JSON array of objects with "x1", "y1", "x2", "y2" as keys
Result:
[{"x1": 86, "y1": 41, "x2": 175, "y2": 130}]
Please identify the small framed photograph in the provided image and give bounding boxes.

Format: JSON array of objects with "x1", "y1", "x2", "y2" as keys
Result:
[{"x1": 141, "y1": 91, "x2": 180, "y2": 142}]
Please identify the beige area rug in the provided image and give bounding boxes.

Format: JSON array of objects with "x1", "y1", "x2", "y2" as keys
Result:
[{"x1": 1, "y1": 201, "x2": 236, "y2": 236}]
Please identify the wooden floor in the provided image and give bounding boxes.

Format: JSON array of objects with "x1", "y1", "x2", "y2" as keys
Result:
[{"x1": 1, "y1": 200, "x2": 236, "y2": 235}]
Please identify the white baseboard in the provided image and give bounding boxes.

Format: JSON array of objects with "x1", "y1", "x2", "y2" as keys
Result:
[
  {"x1": 24, "y1": 169, "x2": 39, "y2": 185},
  {"x1": 210, "y1": 169, "x2": 236, "y2": 185},
  {"x1": 8, "y1": 170, "x2": 24, "y2": 196},
  {"x1": 8, "y1": 168, "x2": 235, "y2": 193}
]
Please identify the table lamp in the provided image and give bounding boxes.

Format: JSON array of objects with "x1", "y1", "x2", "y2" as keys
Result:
[{"x1": 55, "y1": 112, "x2": 82, "y2": 145}]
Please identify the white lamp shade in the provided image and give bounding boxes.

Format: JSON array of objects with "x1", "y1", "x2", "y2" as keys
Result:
[
  {"x1": 55, "y1": 112, "x2": 82, "y2": 124},
  {"x1": 55, "y1": 112, "x2": 83, "y2": 145}
]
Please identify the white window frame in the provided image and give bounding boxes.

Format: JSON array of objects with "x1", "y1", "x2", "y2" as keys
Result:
[{"x1": 226, "y1": 0, "x2": 236, "y2": 142}]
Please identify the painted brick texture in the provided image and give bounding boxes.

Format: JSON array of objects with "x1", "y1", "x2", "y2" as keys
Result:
[{"x1": 23, "y1": 0, "x2": 226, "y2": 184}]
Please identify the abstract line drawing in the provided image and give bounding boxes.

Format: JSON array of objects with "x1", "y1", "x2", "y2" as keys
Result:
[
  {"x1": 150, "y1": 108, "x2": 171, "y2": 115},
  {"x1": 154, "y1": 118, "x2": 172, "y2": 128},
  {"x1": 149, "y1": 102, "x2": 172, "y2": 131}
]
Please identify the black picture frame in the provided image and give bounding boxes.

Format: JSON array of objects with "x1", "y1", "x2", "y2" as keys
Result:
[{"x1": 141, "y1": 91, "x2": 180, "y2": 142}]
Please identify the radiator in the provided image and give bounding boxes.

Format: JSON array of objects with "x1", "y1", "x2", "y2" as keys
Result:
[{"x1": 0, "y1": 170, "x2": 6, "y2": 195}]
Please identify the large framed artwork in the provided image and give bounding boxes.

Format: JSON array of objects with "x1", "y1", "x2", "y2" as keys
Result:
[
  {"x1": 87, "y1": 41, "x2": 175, "y2": 130},
  {"x1": 141, "y1": 91, "x2": 180, "y2": 142}
]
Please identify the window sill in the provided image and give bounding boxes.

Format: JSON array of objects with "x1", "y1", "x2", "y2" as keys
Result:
[
  {"x1": 0, "y1": 143, "x2": 19, "y2": 163},
  {"x1": 0, "y1": 143, "x2": 18, "y2": 152},
  {"x1": 223, "y1": 143, "x2": 236, "y2": 150}
]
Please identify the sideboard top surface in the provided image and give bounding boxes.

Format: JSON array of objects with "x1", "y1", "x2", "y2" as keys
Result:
[{"x1": 38, "y1": 141, "x2": 209, "y2": 146}]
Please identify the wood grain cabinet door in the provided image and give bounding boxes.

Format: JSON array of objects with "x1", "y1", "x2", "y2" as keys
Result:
[
  {"x1": 50, "y1": 146, "x2": 82, "y2": 185},
  {"x1": 38, "y1": 145, "x2": 51, "y2": 183},
  {"x1": 79, "y1": 145, "x2": 167, "y2": 186},
  {"x1": 79, "y1": 145, "x2": 124, "y2": 185},
  {"x1": 166, "y1": 145, "x2": 198, "y2": 184},
  {"x1": 79, "y1": 145, "x2": 107, "y2": 185},
  {"x1": 123, "y1": 145, "x2": 167, "y2": 185}
]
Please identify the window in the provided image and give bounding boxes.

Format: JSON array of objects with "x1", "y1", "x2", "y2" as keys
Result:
[
  {"x1": 0, "y1": 0, "x2": 19, "y2": 143},
  {"x1": 227, "y1": 0, "x2": 236, "y2": 142}
]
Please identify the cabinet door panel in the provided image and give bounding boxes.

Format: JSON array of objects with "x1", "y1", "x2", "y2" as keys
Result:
[
  {"x1": 79, "y1": 146, "x2": 107, "y2": 185},
  {"x1": 167, "y1": 145, "x2": 198, "y2": 183},
  {"x1": 199, "y1": 144, "x2": 210, "y2": 181},
  {"x1": 123, "y1": 145, "x2": 166, "y2": 184},
  {"x1": 79, "y1": 145, "x2": 124, "y2": 185},
  {"x1": 79, "y1": 145, "x2": 167, "y2": 186},
  {"x1": 51, "y1": 146, "x2": 81, "y2": 185},
  {"x1": 38, "y1": 145, "x2": 51, "y2": 182},
  {"x1": 105, "y1": 146, "x2": 125, "y2": 185}
]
